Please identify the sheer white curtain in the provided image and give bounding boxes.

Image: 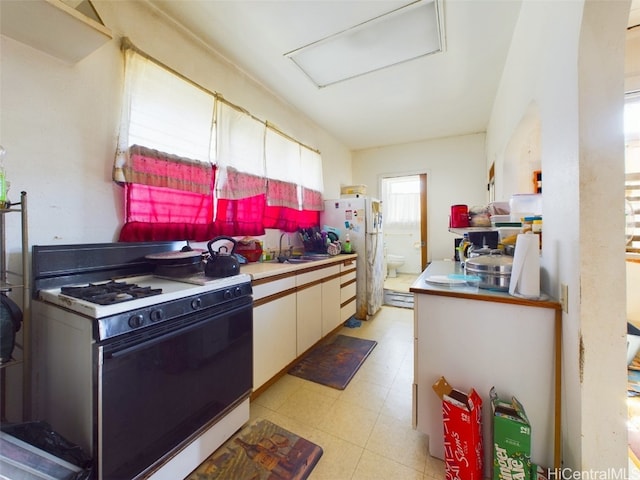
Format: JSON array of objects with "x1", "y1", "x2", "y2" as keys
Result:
[
  {"x1": 114, "y1": 46, "x2": 215, "y2": 182},
  {"x1": 300, "y1": 146, "x2": 324, "y2": 210},
  {"x1": 215, "y1": 101, "x2": 266, "y2": 199},
  {"x1": 114, "y1": 41, "x2": 324, "y2": 210},
  {"x1": 383, "y1": 175, "x2": 421, "y2": 228},
  {"x1": 265, "y1": 126, "x2": 324, "y2": 210}
]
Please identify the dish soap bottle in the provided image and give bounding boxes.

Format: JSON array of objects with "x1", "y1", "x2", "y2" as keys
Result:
[{"x1": 344, "y1": 233, "x2": 352, "y2": 253}]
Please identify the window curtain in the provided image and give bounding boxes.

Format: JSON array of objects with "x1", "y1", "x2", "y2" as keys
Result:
[
  {"x1": 300, "y1": 146, "x2": 324, "y2": 211},
  {"x1": 117, "y1": 146, "x2": 215, "y2": 241},
  {"x1": 114, "y1": 43, "x2": 215, "y2": 181},
  {"x1": 265, "y1": 127, "x2": 300, "y2": 208},
  {"x1": 115, "y1": 44, "x2": 216, "y2": 241},
  {"x1": 214, "y1": 102, "x2": 266, "y2": 199},
  {"x1": 115, "y1": 40, "x2": 324, "y2": 241},
  {"x1": 383, "y1": 176, "x2": 421, "y2": 228}
]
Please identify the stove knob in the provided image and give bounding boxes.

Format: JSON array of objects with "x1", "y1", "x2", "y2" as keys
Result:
[
  {"x1": 191, "y1": 298, "x2": 202, "y2": 310},
  {"x1": 234, "y1": 286, "x2": 242, "y2": 297},
  {"x1": 150, "y1": 309, "x2": 163, "y2": 322},
  {"x1": 223, "y1": 289, "x2": 233, "y2": 300},
  {"x1": 128, "y1": 314, "x2": 144, "y2": 329}
]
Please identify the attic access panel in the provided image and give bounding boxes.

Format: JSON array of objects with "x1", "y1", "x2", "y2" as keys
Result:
[{"x1": 285, "y1": 0, "x2": 444, "y2": 88}]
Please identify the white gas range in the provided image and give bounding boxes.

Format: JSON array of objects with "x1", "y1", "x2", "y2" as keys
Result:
[{"x1": 32, "y1": 242, "x2": 254, "y2": 480}]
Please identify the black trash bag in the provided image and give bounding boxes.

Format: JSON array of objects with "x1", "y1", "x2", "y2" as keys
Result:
[
  {"x1": 1, "y1": 421, "x2": 94, "y2": 479},
  {"x1": 0, "y1": 292, "x2": 22, "y2": 363}
]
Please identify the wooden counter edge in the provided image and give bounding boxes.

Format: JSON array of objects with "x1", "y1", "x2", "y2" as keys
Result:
[{"x1": 409, "y1": 285, "x2": 562, "y2": 311}]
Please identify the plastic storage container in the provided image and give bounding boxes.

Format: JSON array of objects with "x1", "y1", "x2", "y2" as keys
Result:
[
  {"x1": 509, "y1": 194, "x2": 542, "y2": 221},
  {"x1": 450, "y1": 204, "x2": 469, "y2": 228}
]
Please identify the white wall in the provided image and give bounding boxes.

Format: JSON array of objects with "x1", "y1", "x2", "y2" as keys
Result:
[
  {"x1": 352, "y1": 133, "x2": 487, "y2": 262},
  {"x1": 486, "y1": 0, "x2": 630, "y2": 471},
  {"x1": 628, "y1": 261, "x2": 640, "y2": 325},
  {"x1": 0, "y1": 0, "x2": 351, "y2": 420}
]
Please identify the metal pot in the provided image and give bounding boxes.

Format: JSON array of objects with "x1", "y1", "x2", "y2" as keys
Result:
[
  {"x1": 205, "y1": 236, "x2": 240, "y2": 278},
  {"x1": 145, "y1": 246, "x2": 204, "y2": 277},
  {"x1": 464, "y1": 253, "x2": 513, "y2": 291}
]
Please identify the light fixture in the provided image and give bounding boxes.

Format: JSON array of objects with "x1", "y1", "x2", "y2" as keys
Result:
[{"x1": 285, "y1": 0, "x2": 444, "y2": 88}]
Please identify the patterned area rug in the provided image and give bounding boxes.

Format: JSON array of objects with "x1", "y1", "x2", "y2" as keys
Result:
[
  {"x1": 186, "y1": 419, "x2": 323, "y2": 480},
  {"x1": 288, "y1": 334, "x2": 377, "y2": 390}
]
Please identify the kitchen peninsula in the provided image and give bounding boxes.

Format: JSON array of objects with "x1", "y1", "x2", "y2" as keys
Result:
[{"x1": 410, "y1": 260, "x2": 561, "y2": 474}]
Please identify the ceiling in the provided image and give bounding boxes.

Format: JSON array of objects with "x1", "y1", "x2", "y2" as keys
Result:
[{"x1": 145, "y1": 0, "x2": 638, "y2": 152}]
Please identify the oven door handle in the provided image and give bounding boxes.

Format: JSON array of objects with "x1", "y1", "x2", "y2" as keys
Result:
[
  {"x1": 107, "y1": 302, "x2": 251, "y2": 360},
  {"x1": 108, "y1": 317, "x2": 211, "y2": 360}
]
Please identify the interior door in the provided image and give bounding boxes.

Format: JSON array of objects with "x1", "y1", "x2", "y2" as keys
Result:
[{"x1": 419, "y1": 173, "x2": 428, "y2": 270}]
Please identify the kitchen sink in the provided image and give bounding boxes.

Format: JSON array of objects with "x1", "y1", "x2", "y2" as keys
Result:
[
  {"x1": 285, "y1": 258, "x2": 314, "y2": 264},
  {"x1": 270, "y1": 254, "x2": 331, "y2": 264}
]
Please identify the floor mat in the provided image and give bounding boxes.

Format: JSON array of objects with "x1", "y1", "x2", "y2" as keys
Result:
[
  {"x1": 186, "y1": 419, "x2": 323, "y2": 480},
  {"x1": 288, "y1": 334, "x2": 377, "y2": 390}
]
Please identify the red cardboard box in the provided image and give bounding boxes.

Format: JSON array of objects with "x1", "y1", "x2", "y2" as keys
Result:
[{"x1": 433, "y1": 376, "x2": 483, "y2": 480}]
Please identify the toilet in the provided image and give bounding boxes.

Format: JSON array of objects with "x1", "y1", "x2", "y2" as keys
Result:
[{"x1": 386, "y1": 254, "x2": 405, "y2": 278}]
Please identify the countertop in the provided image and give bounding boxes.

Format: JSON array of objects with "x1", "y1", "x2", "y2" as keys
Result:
[
  {"x1": 410, "y1": 260, "x2": 560, "y2": 310},
  {"x1": 239, "y1": 253, "x2": 357, "y2": 281}
]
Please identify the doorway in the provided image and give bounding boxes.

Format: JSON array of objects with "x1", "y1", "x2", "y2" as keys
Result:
[{"x1": 380, "y1": 173, "x2": 427, "y2": 305}]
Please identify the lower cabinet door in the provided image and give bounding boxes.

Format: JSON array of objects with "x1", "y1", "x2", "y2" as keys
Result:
[
  {"x1": 296, "y1": 283, "x2": 322, "y2": 355},
  {"x1": 322, "y1": 276, "x2": 341, "y2": 336},
  {"x1": 253, "y1": 292, "x2": 297, "y2": 389}
]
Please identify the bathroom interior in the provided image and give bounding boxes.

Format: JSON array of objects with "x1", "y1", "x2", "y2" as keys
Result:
[{"x1": 381, "y1": 175, "x2": 423, "y2": 308}]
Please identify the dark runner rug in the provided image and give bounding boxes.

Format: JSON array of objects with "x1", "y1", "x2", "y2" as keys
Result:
[
  {"x1": 186, "y1": 419, "x2": 323, "y2": 480},
  {"x1": 288, "y1": 334, "x2": 377, "y2": 390}
]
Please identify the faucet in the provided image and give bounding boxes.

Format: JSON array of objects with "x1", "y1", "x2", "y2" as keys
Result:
[{"x1": 278, "y1": 233, "x2": 292, "y2": 262}]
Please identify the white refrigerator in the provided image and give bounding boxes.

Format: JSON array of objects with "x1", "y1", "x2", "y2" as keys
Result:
[{"x1": 321, "y1": 196, "x2": 384, "y2": 320}]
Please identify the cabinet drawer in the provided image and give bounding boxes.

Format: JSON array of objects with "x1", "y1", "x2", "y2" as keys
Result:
[
  {"x1": 341, "y1": 281, "x2": 356, "y2": 303},
  {"x1": 252, "y1": 276, "x2": 296, "y2": 301},
  {"x1": 340, "y1": 258, "x2": 356, "y2": 272},
  {"x1": 296, "y1": 264, "x2": 340, "y2": 287},
  {"x1": 341, "y1": 298, "x2": 356, "y2": 322},
  {"x1": 341, "y1": 270, "x2": 356, "y2": 285}
]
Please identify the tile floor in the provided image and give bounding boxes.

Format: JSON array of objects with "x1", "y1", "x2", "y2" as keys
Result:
[
  {"x1": 383, "y1": 273, "x2": 419, "y2": 294},
  {"x1": 249, "y1": 305, "x2": 446, "y2": 479}
]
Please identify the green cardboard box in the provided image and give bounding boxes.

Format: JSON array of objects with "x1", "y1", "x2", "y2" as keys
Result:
[
  {"x1": 491, "y1": 387, "x2": 531, "y2": 480},
  {"x1": 531, "y1": 464, "x2": 550, "y2": 480}
]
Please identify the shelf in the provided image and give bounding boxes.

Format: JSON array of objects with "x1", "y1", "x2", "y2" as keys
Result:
[
  {"x1": 0, "y1": 0, "x2": 112, "y2": 64},
  {"x1": 0, "y1": 358, "x2": 23, "y2": 371},
  {"x1": 449, "y1": 227, "x2": 496, "y2": 236},
  {"x1": 0, "y1": 192, "x2": 29, "y2": 421}
]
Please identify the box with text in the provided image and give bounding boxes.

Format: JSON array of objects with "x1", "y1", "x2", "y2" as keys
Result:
[
  {"x1": 433, "y1": 376, "x2": 483, "y2": 480},
  {"x1": 491, "y1": 387, "x2": 532, "y2": 480}
]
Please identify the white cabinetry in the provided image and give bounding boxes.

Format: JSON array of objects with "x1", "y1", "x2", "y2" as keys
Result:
[
  {"x1": 321, "y1": 273, "x2": 341, "y2": 337},
  {"x1": 411, "y1": 261, "x2": 562, "y2": 473},
  {"x1": 339, "y1": 259, "x2": 357, "y2": 322},
  {"x1": 296, "y1": 264, "x2": 339, "y2": 354},
  {"x1": 296, "y1": 283, "x2": 322, "y2": 355},
  {"x1": 248, "y1": 256, "x2": 357, "y2": 393},
  {"x1": 252, "y1": 277, "x2": 297, "y2": 390}
]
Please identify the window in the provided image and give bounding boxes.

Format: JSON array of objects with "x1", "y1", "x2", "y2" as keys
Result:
[
  {"x1": 626, "y1": 92, "x2": 640, "y2": 254},
  {"x1": 382, "y1": 175, "x2": 421, "y2": 228},
  {"x1": 114, "y1": 40, "x2": 323, "y2": 241}
]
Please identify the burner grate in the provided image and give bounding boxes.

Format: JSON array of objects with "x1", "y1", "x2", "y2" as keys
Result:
[{"x1": 61, "y1": 280, "x2": 163, "y2": 305}]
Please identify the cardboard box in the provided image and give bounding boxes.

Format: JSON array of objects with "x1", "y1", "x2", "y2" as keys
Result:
[
  {"x1": 491, "y1": 387, "x2": 532, "y2": 480},
  {"x1": 433, "y1": 376, "x2": 483, "y2": 480},
  {"x1": 340, "y1": 184, "x2": 367, "y2": 195},
  {"x1": 531, "y1": 464, "x2": 550, "y2": 480}
]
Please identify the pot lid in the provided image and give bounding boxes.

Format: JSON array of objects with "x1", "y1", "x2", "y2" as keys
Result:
[
  {"x1": 465, "y1": 254, "x2": 513, "y2": 272},
  {"x1": 145, "y1": 249, "x2": 204, "y2": 260}
]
